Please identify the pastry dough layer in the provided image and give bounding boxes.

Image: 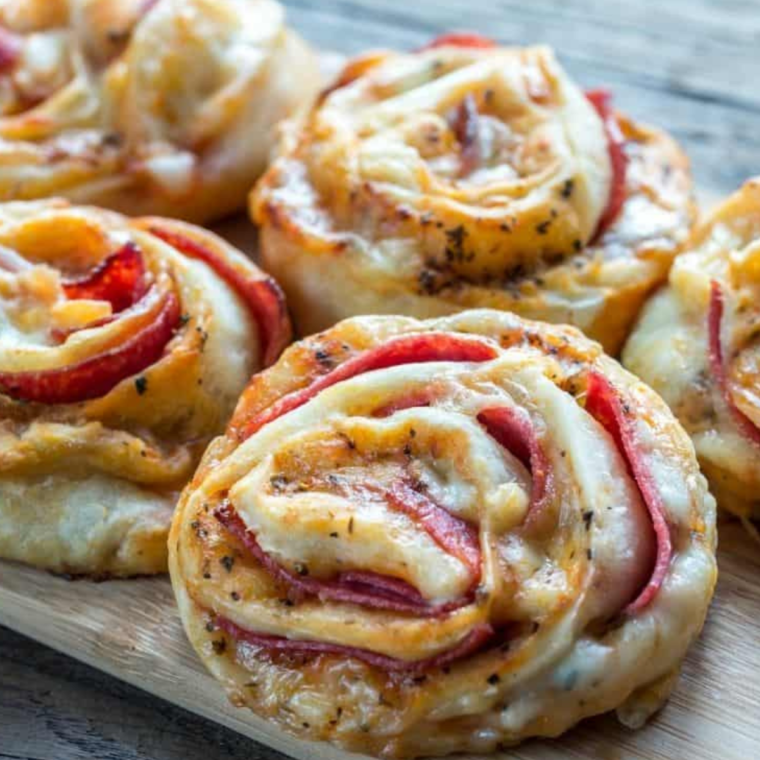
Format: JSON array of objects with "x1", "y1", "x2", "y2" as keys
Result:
[
  {"x1": 252, "y1": 42, "x2": 694, "y2": 354},
  {"x1": 0, "y1": 199, "x2": 290, "y2": 576},
  {"x1": 624, "y1": 178, "x2": 760, "y2": 520},
  {"x1": 0, "y1": 0, "x2": 319, "y2": 222},
  {"x1": 171, "y1": 309, "x2": 715, "y2": 757}
]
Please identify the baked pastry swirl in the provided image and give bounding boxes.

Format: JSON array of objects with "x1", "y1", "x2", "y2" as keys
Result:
[
  {"x1": 0, "y1": 0, "x2": 318, "y2": 222},
  {"x1": 0, "y1": 199, "x2": 290, "y2": 576},
  {"x1": 252, "y1": 35, "x2": 694, "y2": 354},
  {"x1": 170, "y1": 309, "x2": 716, "y2": 757},
  {"x1": 624, "y1": 179, "x2": 760, "y2": 524}
]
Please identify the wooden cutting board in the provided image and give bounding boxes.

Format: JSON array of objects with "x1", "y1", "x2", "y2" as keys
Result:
[{"x1": 0, "y1": 520, "x2": 757, "y2": 760}]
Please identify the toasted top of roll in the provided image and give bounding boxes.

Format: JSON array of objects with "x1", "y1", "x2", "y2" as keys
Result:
[
  {"x1": 625, "y1": 178, "x2": 760, "y2": 521},
  {"x1": 171, "y1": 308, "x2": 716, "y2": 757},
  {"x1": 0, "y1": 198, "x2": 291, "y2": 575},
  {"x1": 253, "y1": 37, "x2": 694, "y2": 353},
  {"x1": 0, "y1": 0, "x2": 320, "y2": 222}
]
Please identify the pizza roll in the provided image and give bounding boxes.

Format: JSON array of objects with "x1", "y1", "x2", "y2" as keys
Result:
[
  {"x1": 252, "y1": 36, "x2": 694, "y2": 354},
  {"x1": 0, "y1": 0, "x2": 319, "y2": 222},
  {"x1": 0, "y1": 199, "x2": 291, "y2": 576},
  {"x1": 624, "y1": 179, "x2": 760, "y2": 523},
  {"x1": 170, "y1": 309, "x2": 716, "y2": 757}
]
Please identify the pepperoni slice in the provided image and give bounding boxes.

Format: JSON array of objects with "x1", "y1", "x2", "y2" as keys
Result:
[
  {"x1": 477, "y1": 406, "x2": 553, "y2": 524},
  {"x1": 585, "y1": 371, "x2": 672, "y2": 613},
  {"x1": 451, "y1": 94, "x2": 481, "y2": 177},
  {"x1": 215, "y1": 616, "x2": 494, "y2": 674},
  {"x1": 214, "y1": 501, "x2": 472, "y2": 616},
  {"x1": 239, "y1": 333, "x2": 498, "y2": 440},
  {"x1": 63, "y1": 242, "x2": 147, "y2": 313},
  {"x1": 0, "y1": 26, "x2": 21, "y2": 73},
  {"x1": 148, "y1": 225, "x2": 290, "y2": 367},
  {"x1": 586, "y1": 89, "x2": 629, "y2": 238},
  {"x1": 707, "y1": 280, "x2": 760, "y2": 446},
  {"x1": 0, "y1": 289, "x2": 180, "y2": 404},
  {"x1": 384, "y1": 481, "x2": 481, "y2": 581},
  {"x1": 421, "y1": 33, "x2": 497, "y2": 51}
]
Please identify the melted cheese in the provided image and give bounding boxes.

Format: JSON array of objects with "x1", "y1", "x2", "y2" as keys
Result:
[{"x1": 0, "y1": 0, "x2": 319, "y2": 222}]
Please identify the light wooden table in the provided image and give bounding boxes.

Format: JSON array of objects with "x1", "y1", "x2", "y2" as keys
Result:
[{"x1": 2, "y1": 0, "x2": 759, "y2": 758}]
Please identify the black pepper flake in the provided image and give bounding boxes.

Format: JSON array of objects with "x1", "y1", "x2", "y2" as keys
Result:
[
  {"x1": 587, "y1": 549, "x2": 593, "y2": 560},
  {"x1": 270, "y1": 474, "x2": 289, "y2": 491},
  {"x1": 535, "y1": 219, "x2": 552, "y2": 235},
  {"x1": 203, "y1": 572, "x2": 211, "y2": 580},
  {"x1": 403, "y1": 444, "x2": 412, "y2": 457},
  {"x1": 195, "y1": 325, "x2": 209, "y2": 350},
  {"x1": 211, "y1": 638, "x2": 227, "y2": 655},
  {"x1": 314, "y1": 349, "x2": 332, "y2": 367},
  {"x1": 487, "y1": 673, "x2": 500, "y2": 685},
  {"x1": 348, "y1": 516, "x2": 354, "y2": 534},
  {"x1": 220, "y1": 555, "x2": 235, "y2": 572},
  {"x1": 205, "y1": 621, "x2": 215, "y2": 633},
  {"x1": 412, "y1": 675, "x2": 427, "y2": 684},
  {"x1": 418, "y1": 268, "x2": 438, "y2": 295},
  {"x1": 179, "y1": 313, "x2": 191, "y2": 326},
  {"x1": 134, "y1": 376, "x2": 148, "y2": 395},
  {"x1": 230, "y1": 591, "x2": 240, "y2": 601},
  {"x1": 444, "y1": 225, "x2": 467, "y2": 263},
  {"x1": 560, "y1": 178, "x2": 574, "y2": 199},
  {"x1": 329, "y1": 531, "x2": 339, "y2": 538},
  {"x1": 572, "y1": 239, "x2": 583, "y2": 252},
  {"x1": 583, "y1": 510, "x2": 594, "y2": 530},
  {"x1": 302, "y1": 722, "x2": 310, "y2": 729},
  {"x1": 294, "y1": 563, "x2": 309, "y2": 577},
  {"x1": 279, "y1": 598, "x2": 294, "y2": 607},
  {"x1": 101, "y1": 131, "x2": 123, "y2": 147},
  {"x1": 107, "y1": 29, "x2": 129, "y2": 44},
  {"x1": 409, "y1": 428, "x2": 416, "y2": 438}
]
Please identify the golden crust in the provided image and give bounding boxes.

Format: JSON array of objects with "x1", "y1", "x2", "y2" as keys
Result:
[
  {"x1": 170, "y1": 309, "x2": 715, "y2": 757},
  {"x1": 0, "y1": 0, "x2": 320, "y2": 223},
  {"x1": 252, "y1": 43, "x2": 695, "y2": 354},
  {"x1": 0, "y1": 199, "x2": 290, "y2": 576},
  {"x1": 624, "y1": 178, "x2": 760, "y2": 520}
]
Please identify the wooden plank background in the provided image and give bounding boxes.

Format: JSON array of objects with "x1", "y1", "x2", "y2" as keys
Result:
[{"x1": 2, "y1": 0, "x2": 760, "y2": 758}]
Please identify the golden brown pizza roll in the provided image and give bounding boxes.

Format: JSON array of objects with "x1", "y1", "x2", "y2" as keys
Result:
[
  {"x1": 0, "y1": 198, "x2": 291, "y2": 576},
  {"x1": 170, "y1": 309, "x2": 716, "y2": 757},
  {"x1": 252, "y1": 35, "x2": 695, "y2": 354},
  {"x1": 624, "y1": 178, "x2": 760, "y2": 525},
  {"x1": 0, "y1": 0, "x2": 319, "y2": 222}
]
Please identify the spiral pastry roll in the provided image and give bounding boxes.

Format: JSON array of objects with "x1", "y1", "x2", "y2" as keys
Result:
[
  {"x1": 170, "y1": 309, "x2": 715, "y2": 757},
  {"x1": 252, "y1": 36, "x2": 694, "y2": 354},
  {"x1": 0, "y1": 199, "x2": 290, "y2": 576},
  {"x1": 0, "y1": 0, "x2": 318, "y2": 222},
  {"x1": 624, "y1": 178, "x2": 760, "y2": 523}
]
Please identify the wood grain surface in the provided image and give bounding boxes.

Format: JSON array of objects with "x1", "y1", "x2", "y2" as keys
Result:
[{"x1": 2, "y1": 1, "x2": 760, "y2": 758}]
